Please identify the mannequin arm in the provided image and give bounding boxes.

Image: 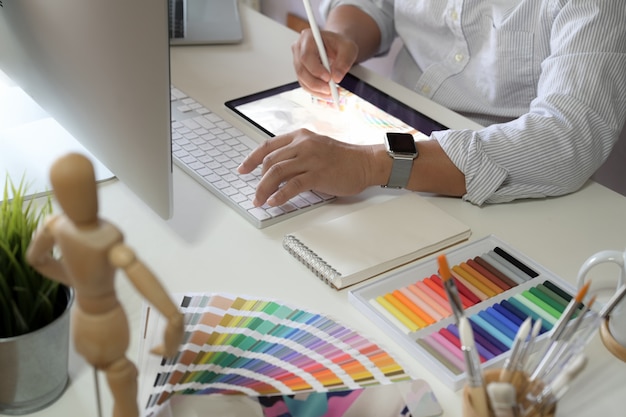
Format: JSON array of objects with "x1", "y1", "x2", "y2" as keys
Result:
[
  {"x1": 26, "y1": 215, "x2": 72, "y2": 285},
  {"x1": 109, "y1": 243, "x2": 184, "y2": 358}
]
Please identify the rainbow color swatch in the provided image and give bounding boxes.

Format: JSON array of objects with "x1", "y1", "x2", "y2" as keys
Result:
[
  {"x1": 349, "y1": 235, "x2": 588, "y2": 390},
  {"x1": 140, "y1": 293, "x2": 412, "y2": 417}
]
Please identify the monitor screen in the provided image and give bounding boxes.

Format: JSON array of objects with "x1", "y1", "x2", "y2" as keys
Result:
[{"x1": 0, "y1": 0, "x2": 173, "y2": 219}]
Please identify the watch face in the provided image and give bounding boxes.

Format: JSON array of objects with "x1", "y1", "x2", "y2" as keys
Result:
[{"x1": 386, "y1": 132, "x2": 417, "y2": 154}]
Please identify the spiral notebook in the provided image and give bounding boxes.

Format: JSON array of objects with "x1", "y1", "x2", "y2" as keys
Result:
[{"x1": 282, "y1": 193, "x2": 471, "y2": 289}]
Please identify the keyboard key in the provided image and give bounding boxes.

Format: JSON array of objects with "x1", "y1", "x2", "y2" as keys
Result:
[
  {"x1": 300, "y1": 191, "x2": 323, "y2": 205},
  {"x1": 266, "y1": 206, "x2": 285, "y2": 217},
  {"x1": 248, "y1": 207, "x2": 271, "y2": 221},
  {"x1": 170, "y1": 85, "x2": 336, "y2": 228}
]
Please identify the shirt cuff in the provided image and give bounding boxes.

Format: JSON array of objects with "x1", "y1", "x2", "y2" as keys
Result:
[{"x1": 432, "y1": 130, "x2": 508, "y2": 205}]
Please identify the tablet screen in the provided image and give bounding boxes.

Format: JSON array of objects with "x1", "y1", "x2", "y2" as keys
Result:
[{"x1": 225, "y1": 73, "x2": 447, "y2": 146}]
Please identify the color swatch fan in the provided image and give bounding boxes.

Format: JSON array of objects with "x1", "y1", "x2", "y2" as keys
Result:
[{"x1": 138, "y1": 293, "x2": 414, "y2": 417}]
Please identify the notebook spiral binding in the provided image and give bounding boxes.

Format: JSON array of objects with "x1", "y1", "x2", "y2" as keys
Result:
[{"x1": 283, "y1": 234, "x2": 341, "y2": 286}]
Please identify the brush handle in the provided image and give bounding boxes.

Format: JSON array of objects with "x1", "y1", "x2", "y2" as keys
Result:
[{"x1": 463, "y1": 369, "x2": 556, "y2": 417}]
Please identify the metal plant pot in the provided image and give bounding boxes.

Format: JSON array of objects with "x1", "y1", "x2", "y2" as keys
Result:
[{"x1": 0, "y1": 286, "x2": 74, "y2": 415}]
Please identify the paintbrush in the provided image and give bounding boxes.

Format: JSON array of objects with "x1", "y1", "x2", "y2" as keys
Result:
[{"x1": 437, "y1": 254, "x2": 464, "y2": 322}]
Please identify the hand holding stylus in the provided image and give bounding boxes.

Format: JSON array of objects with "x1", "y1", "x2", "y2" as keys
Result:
[
  {"x1": 294, "y1": 1, "x2": 357, "y2": 103},
  {"x1": 301, "y1": 0, "x2": 340, "y2": 108}
]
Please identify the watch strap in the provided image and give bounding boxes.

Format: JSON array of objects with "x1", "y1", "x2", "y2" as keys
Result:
[{"x1": 385, "y1": 157, "x2": 414, "y2": 189}]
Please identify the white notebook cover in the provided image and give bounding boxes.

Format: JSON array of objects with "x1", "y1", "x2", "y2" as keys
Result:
[{"x1": 283, "y1": 193, "x2": 471, "y2": 289}]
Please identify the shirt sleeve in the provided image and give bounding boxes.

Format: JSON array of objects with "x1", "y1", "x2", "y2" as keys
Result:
[
  {"x1": 434, "y1": 1, "x2": 626, "y2": 205},
  {"x1": 320, "y1": 0, "x2": 396, "y2": 55}
]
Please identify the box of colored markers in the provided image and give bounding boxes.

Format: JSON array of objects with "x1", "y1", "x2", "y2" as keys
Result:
[{"x1": 349, "y1": 235, "x2": 580, "y2": 390}]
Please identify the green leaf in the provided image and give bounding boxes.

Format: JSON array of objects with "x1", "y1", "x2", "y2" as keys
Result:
[{"x1": 0, "y1": 174, "x2": 57, "y2": 338}]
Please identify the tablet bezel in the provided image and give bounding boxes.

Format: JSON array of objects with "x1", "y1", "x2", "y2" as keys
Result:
[{"x1": 224, "y1": 72, "x2": 448, "y2": 138}]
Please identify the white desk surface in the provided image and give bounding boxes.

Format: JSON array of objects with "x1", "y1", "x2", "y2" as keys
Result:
[{"x1": 30, "y1": 5, "x2": 626, "y2": 417}]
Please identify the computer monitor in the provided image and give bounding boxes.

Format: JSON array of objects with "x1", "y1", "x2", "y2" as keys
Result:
[{"x1": 0, "y1": 0, "x2": 173, "y2": 219}]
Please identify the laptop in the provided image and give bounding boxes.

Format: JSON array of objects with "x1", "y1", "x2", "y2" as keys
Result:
[{"x1": 169, "y1": 0, "x2": 243, "y2": 45}]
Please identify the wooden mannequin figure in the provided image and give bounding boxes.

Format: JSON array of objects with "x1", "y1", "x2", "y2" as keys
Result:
[{"x1": 26, "y1": 153, "x2": 184, "y2": 417}]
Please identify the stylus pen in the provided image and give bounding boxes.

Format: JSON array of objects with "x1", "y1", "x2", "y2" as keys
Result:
[{"x1": 302, "y1": 0, "x2": 341, "y2": 108}]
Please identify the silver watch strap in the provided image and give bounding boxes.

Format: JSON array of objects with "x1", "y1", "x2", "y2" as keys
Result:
[{"x1": 386, "y1": 157, "x2": 414, "y2": 189}]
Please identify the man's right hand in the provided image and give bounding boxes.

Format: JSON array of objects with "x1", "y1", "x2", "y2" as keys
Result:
[{"x1": 291, "y1": 29, "x2": 358, "y2": 100}]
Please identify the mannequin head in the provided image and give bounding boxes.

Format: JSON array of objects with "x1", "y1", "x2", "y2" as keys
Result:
[{"x1": 49, "y1": 153, "x2": 99, "y2": 226}]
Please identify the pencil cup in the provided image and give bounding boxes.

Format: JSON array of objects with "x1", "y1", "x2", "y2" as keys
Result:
[{"x1": 462, "y1": 369, "x2": 556, "y2": 417}]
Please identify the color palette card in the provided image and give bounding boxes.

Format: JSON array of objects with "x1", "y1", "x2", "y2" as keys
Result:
[
  {"x1": 155, "y1": 379, "x2": 442, "y2": 417},
  {"x1": 138, "y1": 293, "x2": 435, "y2": 417},
  {"x1": 349, "y1": 235, "x2": 583, "y2": 390},
  {"x1": 255, "y1": 378, "x2": 442, "y2": 417}
]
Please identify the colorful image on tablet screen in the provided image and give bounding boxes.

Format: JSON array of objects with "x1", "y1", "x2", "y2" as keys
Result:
[{"x1": 225, "y1": 73, "x2": 447, "y2": 146}]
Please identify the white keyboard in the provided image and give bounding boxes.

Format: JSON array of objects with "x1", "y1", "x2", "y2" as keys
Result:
[{"x1": 170, "y1": 86, "x2": 336, "y2": 228}]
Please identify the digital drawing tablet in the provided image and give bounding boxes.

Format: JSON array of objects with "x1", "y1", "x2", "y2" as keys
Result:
[{"x1": 225, "y1": 72, "x2": 448, "y2": 146}]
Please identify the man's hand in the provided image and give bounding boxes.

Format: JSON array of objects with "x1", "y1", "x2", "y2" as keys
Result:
[
  {"x1": 291, "y1": 29, "x2": 358, "y2": 100},
  {"x1": 238, "y1": 128, "x2": 383, "y2": 207}
]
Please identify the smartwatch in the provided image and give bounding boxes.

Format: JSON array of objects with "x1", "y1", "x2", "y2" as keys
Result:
[{"x1": 383, "y1": 132, "x2": 418, "y2": 189}]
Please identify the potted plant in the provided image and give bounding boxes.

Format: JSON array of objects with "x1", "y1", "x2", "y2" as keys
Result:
[{"x1": 0, "y1": 177, "x2": 74, "y2": 414}]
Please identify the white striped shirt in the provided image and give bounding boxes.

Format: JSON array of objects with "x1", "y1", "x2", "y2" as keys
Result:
[{"x1": 322, "y1": 0, "x2": 626, "y2": 204}]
